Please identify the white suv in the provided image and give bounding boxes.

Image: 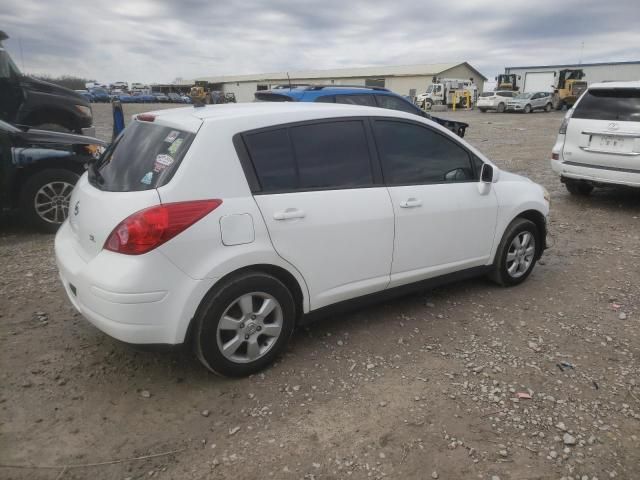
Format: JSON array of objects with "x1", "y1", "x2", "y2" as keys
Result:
[
  {"x1": 551, "y1": 81, "x2": 640, "y2": 194},
  {"x1": 477, "y1": 90, "x2": 516, "y2": 113},
  {"x1": 55, "y1": 103, "x2": 549, "y2": 377}
]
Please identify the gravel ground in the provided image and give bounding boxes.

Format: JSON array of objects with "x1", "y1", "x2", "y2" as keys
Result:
[{"x1": 1, "y1": 104, "x2": 639, "y2": 480}]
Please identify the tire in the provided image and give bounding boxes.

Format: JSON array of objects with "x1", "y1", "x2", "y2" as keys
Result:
[
  {"x1": 497, "y1": 102, "x2": 505, "y2": 113},
  {"x1": 524, "y1": 104, "x2": 532, "y2": 114},
  {"x1": 193, "y1": 272, "x2": 296, "y2": 377},
  {"x1": 19, "y1": 169, "x2": 79, "y2": 233},
  {"x1": 545, "y1": 103, "x2": 552, "y2": 112},
  {"x1": 564, "y1": 179, "x2": 593, "y2": 196},
  {"x1": 479, "y1": 108, "x2": 487, "y2": 113},
  {"x1": 489, "y1": 218, "x2": 540, "y2": 287},
  {"x1": 424, "y1": 99, "x2": 433, "y2": 110}
]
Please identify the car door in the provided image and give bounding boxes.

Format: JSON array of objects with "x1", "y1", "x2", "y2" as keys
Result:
[
  {"x1": 242, "y1": 119, "x2": 395, "y2": 310},
  {"x1": 371, "y1": 118, "x2": 498, "y2": 288}
]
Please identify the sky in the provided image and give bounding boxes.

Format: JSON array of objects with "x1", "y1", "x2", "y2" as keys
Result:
[{"x1": 1, "y1": 0, "x2": 639, "y2": 86}]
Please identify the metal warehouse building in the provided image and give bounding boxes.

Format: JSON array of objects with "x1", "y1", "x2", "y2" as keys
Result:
[
  {"x1": 504, "y1": 61, "x2": 640, "y2": 93},
  {"x1": 196, "y1": 62, "x2": 486, "y2": 103}
]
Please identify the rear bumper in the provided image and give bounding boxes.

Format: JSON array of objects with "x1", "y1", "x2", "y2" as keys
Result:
[
  {"x1": 551, "y1": 159, "x2": 640, "y2": 187},
  {"x1": 54, "y1": 221, "x2": 210, "y2": 344}
]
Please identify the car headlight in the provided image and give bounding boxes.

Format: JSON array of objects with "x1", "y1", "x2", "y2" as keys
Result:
[{"x1": 75, "y1": 105, "x2": 92, "y2": 117}]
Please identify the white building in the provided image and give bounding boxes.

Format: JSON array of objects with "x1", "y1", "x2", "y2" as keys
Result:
[
  {"x1": 504, "y1": 61, "x2": 640, "y2": 93},
  {"x1": 196, "y1": 62, "x2": 487, "y2": 103}
]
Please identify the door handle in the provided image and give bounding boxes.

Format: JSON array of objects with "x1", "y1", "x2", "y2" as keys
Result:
[
  {"x1": 399, "y1": 198, "x2": 422, "y2": 208},
  {"x1": 273, "y1": 208, "x2": 306, "y2": 220}
]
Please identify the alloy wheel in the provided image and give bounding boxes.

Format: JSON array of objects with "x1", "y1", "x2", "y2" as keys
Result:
[
  {"x1": 506, "y1": 231, "x2": 536, "y2": 279},
  {"x1": 216, "y1": 292, "x2": 284, "y2": 363},
  {"x1": 34, "y1": 181, "x2": 74, "y2": 224}
]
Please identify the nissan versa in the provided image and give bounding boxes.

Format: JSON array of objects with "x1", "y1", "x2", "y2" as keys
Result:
[{"x1": 55, "y1": 103, "x2": 550, "y2": 377}]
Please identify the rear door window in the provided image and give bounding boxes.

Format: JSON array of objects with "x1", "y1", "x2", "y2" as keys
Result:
[
  {"x1": 573, "y1": 89, "x2": 640, "y2": 122},
  {"x1": 290, "y1": 121, "x2": 373, "y2": 189},
  {"x1": 91, "y1": 121, "x2": 195, "y2": 191},
  {"x1": 315, "y1": 95, "x2": 335, "y2": 103},
  {"x1": 243, "y1": 128, "x2": 297, "y2": 191},
  {"x1": 335, "y1": 95, "x2": 376, "y2": 107},
  {"x1": 374, "y1": 95, "x2": 420, "y2": 114},
  {"x1": 242, "y1": 120, "x2": 374, "y2": 192}
]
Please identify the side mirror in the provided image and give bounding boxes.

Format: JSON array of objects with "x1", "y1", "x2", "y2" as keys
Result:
[{"x1": 481, "y1": 163, "x2": 494, "y2": 183}]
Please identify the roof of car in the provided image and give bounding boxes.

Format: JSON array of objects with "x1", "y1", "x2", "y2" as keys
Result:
[
  {"x1": 588, "y1": 80, "x2": 640, "y2": 90},
  {"x1": 143, "y1": 103, "x2": 421, "y2": 132}
]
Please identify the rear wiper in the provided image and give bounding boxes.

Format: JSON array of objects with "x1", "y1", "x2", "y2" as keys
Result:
[{"x1": 89, "y1": 160, "x2": 104, "y2": 185}]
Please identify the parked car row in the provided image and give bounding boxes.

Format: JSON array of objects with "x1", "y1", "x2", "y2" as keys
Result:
[
  {"x1": 113, "y1": 92, "x2": 191, "y2": 104},
  {"x1": 477, "y1": 90, "x2": 554, "y2": 113}
]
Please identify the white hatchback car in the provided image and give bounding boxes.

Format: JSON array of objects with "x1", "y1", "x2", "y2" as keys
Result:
[
  {"x1": 55, "y1": 103, "x2": 549, "y2": 376},
  {"x1": 551, "y1": 81, "x2": 640, "y2": 194}
]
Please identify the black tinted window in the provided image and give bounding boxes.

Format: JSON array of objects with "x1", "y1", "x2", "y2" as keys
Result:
[
  {"x1": 291, "y1": 121, "x2": 373, "y2": 189},
  {"x1": 573, "y1": 89, "x2": 640, "y2": 122},
  {"x1": 92, "y1": 122, "x2": 194, "y2": 191},
  {"x1": 335, "y1": 95, "x2": 376, "y2": 107},
  {"x1": 375, "y1": 95, "x2": 419, "y2": 114},
  {"x1": 315, "y1": 95, "x2": 335, "y2": 103},
  {"x1": 374, "y1": 121, "x2": 474, "y2": 184},
  {"x1": 244, "y1": 128, "x2": 297, "y2": 191}
]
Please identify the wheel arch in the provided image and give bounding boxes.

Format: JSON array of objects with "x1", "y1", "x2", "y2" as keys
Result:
[
  {"x1": 11, "y1": 162, "x2": 85, "y2": 208},
  {"x1": 183, "y1": 263, "x2": 307, "y2": 346},
  {"x1": 514, "y1": 209, "x2": 547, "y2": 259}
]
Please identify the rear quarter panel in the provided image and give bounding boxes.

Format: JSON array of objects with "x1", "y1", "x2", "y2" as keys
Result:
[{"x1": 155, "y1": 119, "x2": 311, "y2": 311}]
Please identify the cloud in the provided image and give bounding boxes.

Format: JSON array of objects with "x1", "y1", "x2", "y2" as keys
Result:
[{"x1": 1, "y1": 0, "x2": 638, "y2": 85}]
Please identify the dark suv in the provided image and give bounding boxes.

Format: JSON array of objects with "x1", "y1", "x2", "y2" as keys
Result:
[
  {"x1": 1, "y1": 119, "x2": 105, "y2": 232},
  {"x1": 255, "y1": 85, "x2": 469, "y2": 137},
  {"x1": 0, "y1": 31, "x2": 95, "y2": 135}
]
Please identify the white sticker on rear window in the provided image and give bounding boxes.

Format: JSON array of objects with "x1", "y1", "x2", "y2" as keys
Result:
[
  {"x1": 140, "y1": 172, "x2": 153, "y2": 185},
  {"x1": 164, "y1": 130, "x2": 179, "y2": 143},
  {"x1": 155, "y1": 154, "x2": 174, "y2": 166}
]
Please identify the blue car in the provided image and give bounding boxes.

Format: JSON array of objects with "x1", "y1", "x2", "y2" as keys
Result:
[
  {"x1": 88, "y1": 87, "x2": 111, "y2": 103},
  {"x1": 255, "y1": 85, "x2": 468, "y2": 137},
  {"x1": 117, "y1": 94, "x2": 136, "y2": 103}
]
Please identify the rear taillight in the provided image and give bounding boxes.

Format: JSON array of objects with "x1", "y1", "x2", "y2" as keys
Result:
[
  {"x1": 551, "y1": 152, "x2": 560, "y2": 160},
  {"x1": 558, "y1": 108, "x2": 573, "y2": 134},
  {"x1": 105, "y1": 200, "x2": 222, "y2": 255}
]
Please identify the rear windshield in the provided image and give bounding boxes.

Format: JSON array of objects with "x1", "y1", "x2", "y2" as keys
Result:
[
  {"x1": 90, "y1": 121, "x2": 195, "y2": 191},
  {"x1": 573, "y1": 89, "x2": 640, "y2": 122},
  {"x1": 480, "y1": 92, "x2": 495, "y2": 97}
]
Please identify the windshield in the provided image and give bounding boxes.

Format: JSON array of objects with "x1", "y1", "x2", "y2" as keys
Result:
[
  {"x1": 515, "y1": 93, "x2": 533, "y2": 99},
  {"x1": 425, "y1": 85, "x2": 434, "y2": 94},
  {"x1": 91, "y1": 121, "x2": 195, "y2": 191},
  {"x1": 480, "y1": 92, "x2": 495, "y2": 97},
  {"x1": 573, "y1": 88, "x2": 640, "y2": 122},
  {"x1": 91, "y1": 88, "x2": 108, "y2": 95},
  {"x1": 0, "y1": 47, "x2": 21, "y2": 79}
]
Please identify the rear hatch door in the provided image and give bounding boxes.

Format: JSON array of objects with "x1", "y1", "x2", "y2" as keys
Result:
[
  {"x1": 68, "y1": 118, "x2": 198, "y2": 261},
  {"x1": 563, "y1": 87, "x2": 640, "y2": 170}
]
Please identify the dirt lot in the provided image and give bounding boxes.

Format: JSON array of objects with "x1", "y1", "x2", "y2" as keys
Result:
[{"x1": 1, "y1": 104, "x2": 639, "y2": 480}]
